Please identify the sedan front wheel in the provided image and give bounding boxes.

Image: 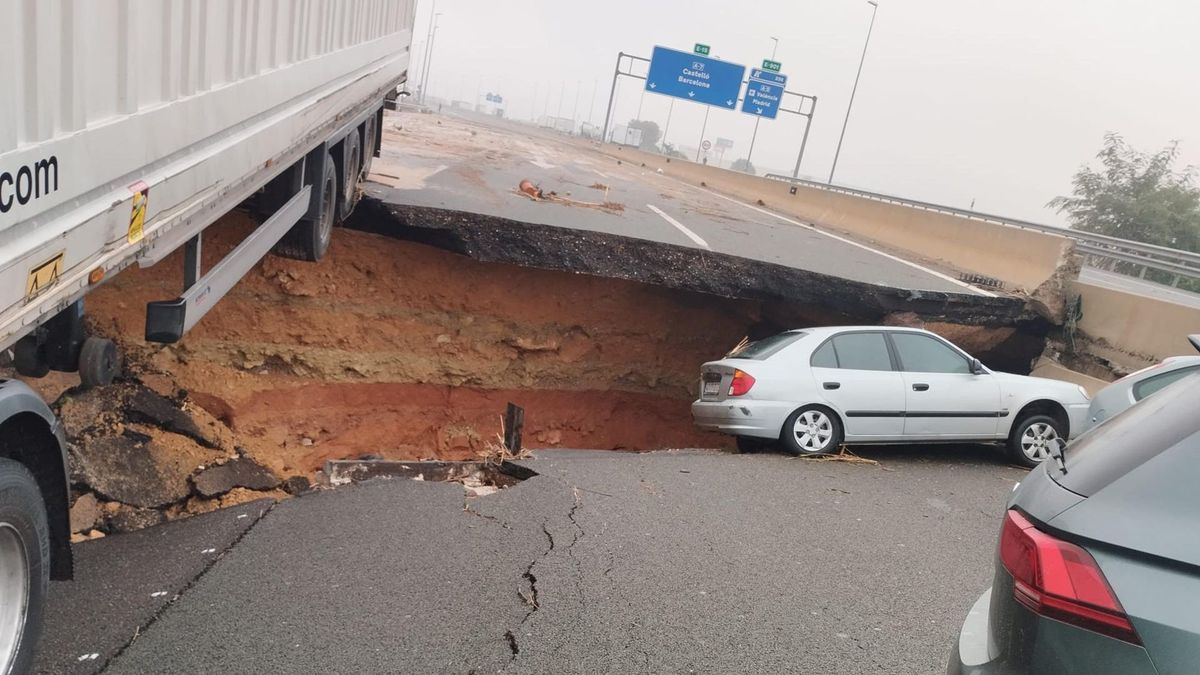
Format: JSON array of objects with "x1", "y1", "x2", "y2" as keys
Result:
[
  {"x1": 1008, "y1": 414, "x2": 1064, "y2": 468},
  {"x1": 781, "y1": 406, "x2": 843, "y2": 456}
]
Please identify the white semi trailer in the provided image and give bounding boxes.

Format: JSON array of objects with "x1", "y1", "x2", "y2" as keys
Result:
[{"x1": 0, "y1": 2, "x2": 416, "y2": 671}]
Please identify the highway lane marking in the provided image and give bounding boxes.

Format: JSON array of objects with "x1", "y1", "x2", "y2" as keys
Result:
[
  {"x1": 647, "y1": 204, "x2": 710, "y2": 249},
  {"x1": 694, "y1": 186, "x2": 996, "y2": 297},
  {"x1": 529, "y1": 157, "x2": 556, "y2": 170},
  {"x1": 593, "y1": 169, "x2": 609, "y2": 179}
]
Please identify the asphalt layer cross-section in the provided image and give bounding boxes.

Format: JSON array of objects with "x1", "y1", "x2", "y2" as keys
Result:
[
  {"x1": 42, "y1": 448, "x2": 1028, "y2": 674},
  {"x1": 366, "y1": 110, "x2": 986, "y2": 297}
]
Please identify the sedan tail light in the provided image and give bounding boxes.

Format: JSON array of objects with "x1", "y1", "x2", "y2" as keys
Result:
[
  {"x1": 728, "y1": 370, "x2": 756, "y2": 397},
  {"x1": 999, "y1": 509, "x2": 1140, "y2": 645}
]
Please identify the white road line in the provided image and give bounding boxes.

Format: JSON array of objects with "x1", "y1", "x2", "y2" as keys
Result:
[
  {"x1": 593, "y1": 169, "x2": 609, "y2": 179},
  {"x1": 647, "y1": 204, "x2": 710, "y2": 249},
  {"x1": 694, "y1": 186, "x2": 996, "y2": 297}
]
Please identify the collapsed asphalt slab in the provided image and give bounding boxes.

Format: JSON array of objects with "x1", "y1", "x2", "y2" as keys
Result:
[
  {"x1": 351, "y1": 198, "x2": 1039, "y2": 331},
  {"x1": 65, "y1": 448, "x2": 1028, "y2": 674}
]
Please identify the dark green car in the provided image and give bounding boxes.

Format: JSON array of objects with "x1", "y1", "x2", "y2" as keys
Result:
[{"x1": 949, "y1": 373, "x2": 1200, "y2": 674}]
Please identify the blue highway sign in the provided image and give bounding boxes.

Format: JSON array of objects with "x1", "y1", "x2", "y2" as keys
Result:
[
  {"x1": 741, "y1": 68, "x2": 788, "y2": 120},
  {"x1": 645, "y1": 46, "x2": 746, "y2": 110}
]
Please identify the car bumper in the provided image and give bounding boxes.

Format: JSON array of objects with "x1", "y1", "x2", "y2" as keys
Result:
[
  {"x1": 1066, "y1": 402, "x2": 1090, "y2": 439},
  {"x1": 948, "y1": 588, "x2": 997, "y2": 675},
  {"x1": 691, "y1": 399, "x2": 792, "y2": 440}
]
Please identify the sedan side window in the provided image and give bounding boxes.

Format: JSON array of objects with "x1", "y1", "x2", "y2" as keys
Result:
[
  {"x1": 891, "y1": 333, "x2": 970, "y2": 374},
  {"x1": 810, "y1": 341, "x2": 838, "y2": 368},
  {"x1": 1132, "y1": 366, "x2": 1200, "y2": 401},
  {"x1": 829, "y1": 332, "x2": 893, "y2": 371}
]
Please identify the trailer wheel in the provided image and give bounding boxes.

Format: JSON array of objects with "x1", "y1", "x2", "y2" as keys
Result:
[
  {"x1": 338, "y1": 131, "x2": 362, "y2": 221},
  {"x1": 12, "y1": 338, "x2": 49, "y2": 379},
  {"x1": 0, "y1": 458, "x2": 50, "y2": 675},
  {"x1": 275, "y1": 153, "x2": 336, "y2": 262},
  {"x1": 78, "y1": 337, "x2": 120, "y2": 388}
]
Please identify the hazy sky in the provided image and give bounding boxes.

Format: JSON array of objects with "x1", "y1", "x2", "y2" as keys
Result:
[{"x1": 412, "y1": 0, "x2": 1200, "y2": 224}]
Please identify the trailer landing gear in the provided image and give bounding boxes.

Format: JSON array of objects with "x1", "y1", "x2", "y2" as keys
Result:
[{"x1": 10, "y1": 301, "x2": 121, "y2": 387}]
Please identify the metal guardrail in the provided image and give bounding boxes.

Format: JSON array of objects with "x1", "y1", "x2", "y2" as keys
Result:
[{"x1": 764, "y1": 173, "x2": 1200, "y2": 286}]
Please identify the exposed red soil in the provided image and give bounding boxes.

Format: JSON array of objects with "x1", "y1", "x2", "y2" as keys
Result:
[{"x1": 68, "y1": 211, "x2": 750, "y2": 477}]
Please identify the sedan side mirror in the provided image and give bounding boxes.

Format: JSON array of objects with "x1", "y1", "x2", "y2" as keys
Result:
[{"x1": 969, "y1": 358, "x2": 984, "y2": 375}]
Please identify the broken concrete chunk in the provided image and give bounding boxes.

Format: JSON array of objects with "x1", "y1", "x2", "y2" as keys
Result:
[
  {"x1": 69, "y1": 493, "x2": 101, "y2": 533},
  {"x1": 127, "y1": 386, "x2": 230, "y2": 450},
  {"x1": 192, "y1": 457, "x2": 280, "y2": 498},
  {"x1": 104, "y1": 503, "x2": 167, "y2": 533},
  {"x1": 281, "y1": 476, "x2": 311, "y2": 495},
  {"x1": 71, "y1": 426, "x2": 224, "y2": 509}
]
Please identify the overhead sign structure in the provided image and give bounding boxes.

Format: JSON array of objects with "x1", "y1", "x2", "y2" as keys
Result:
[
  {"x1": 741, "y1": 68, "x2": 787, "y2": 120},
  {"x1": 645, "y1": 46, "x2": 746, "y2": 110}
]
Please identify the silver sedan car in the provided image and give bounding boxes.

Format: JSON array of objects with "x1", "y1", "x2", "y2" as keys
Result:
[{"x1": 1084, "y1": 335, "x2": 1200, "y2": 431}]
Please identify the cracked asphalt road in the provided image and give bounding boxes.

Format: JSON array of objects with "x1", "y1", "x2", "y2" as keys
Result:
[{"x1": 37, "y1": 447, "x2": 1027, "y2": 674}]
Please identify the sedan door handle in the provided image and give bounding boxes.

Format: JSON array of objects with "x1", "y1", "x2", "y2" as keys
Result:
[
  {"x1": 912, "y1": 383, "x2": 930, "y2": 392},
  {"x1": 823, "y1": 382, "x2": 841, "y2": 390}
]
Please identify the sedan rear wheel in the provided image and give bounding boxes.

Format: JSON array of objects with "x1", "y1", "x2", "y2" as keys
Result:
[{"x1": 781, "y1": 406, "x2": 843, "y2": 456}]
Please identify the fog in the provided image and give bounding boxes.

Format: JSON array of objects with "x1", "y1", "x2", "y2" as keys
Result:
[{"x1": 413, "y1": 0, "x2": 1200, "y2": 224}]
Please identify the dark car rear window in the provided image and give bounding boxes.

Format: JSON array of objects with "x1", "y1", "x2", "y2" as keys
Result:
[
  {"x1": 1053, "y1": 372, "x2": 1200, "y2": 497},
  {"x1": 726, "y1": 332, "x2": 804, "y2": 360}
]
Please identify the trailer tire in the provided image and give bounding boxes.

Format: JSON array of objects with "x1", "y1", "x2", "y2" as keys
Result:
[
  {"x1": 275, "y1": 153, "x2": 336, "y2": 262},
  {"x1": 78, "y1": 337, "x2": 120, "y2": 388},
  {"x1": 0, "y1": 459, "x2": 50, "y2": 675},
  {"x1": 12, "y1": 338, "x2": 49, "y2": 379},
  {"x1": 339, "y1": 131, "x2": 362, "y2": 221}
]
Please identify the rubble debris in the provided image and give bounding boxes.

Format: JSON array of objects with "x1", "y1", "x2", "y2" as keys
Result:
[
  {"x1": 281, "y1": 476, "x2": 312, "y2": 495},
  {"x1": 70, "y1": 430, "x2": 222, "y2": 508},
  {"x1": 514, "y1": 178, "x2": 623, "y2": 212},
  {"x1": 69, "y1": 493, "x2": 101, "y2": 533},
  {"x1": 518, "y1": 179, "x2": 543, "y2": 199},
  {"x1": 324, "y1": 459, "x2": 536, "y2": 496},
  {"x1": 51, "y1": 378, "x2": 290, "y2": 533},
  {"x1": 104, "y1": 502, "x2": 167, "y2": 531},
  {"x1": 192, "y1": 457, "x2": 280, "y2": 497},
  {"x1": 798, "y1": 447, "x2": 882, "y2": 467}
]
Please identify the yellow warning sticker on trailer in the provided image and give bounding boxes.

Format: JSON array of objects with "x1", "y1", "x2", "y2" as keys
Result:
[
  {"x1": 128, "y1": 181, "x2": 149, "y2": 243},
  {"x1": 25, "y1": 252, "x2": 64, "y2": 302}
]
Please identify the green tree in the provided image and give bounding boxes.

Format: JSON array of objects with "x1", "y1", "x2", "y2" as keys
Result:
[
  {"x1": 627, "y1": 119, "x2": 661, "y2": 151},
  {"x1": 731, "y1": 158, "x2": 756, "y2": 175},
  {"x1": 1049, "y1": 134, "x2": 1200, "y2": 253}
]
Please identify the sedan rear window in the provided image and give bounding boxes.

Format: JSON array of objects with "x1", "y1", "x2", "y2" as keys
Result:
[
  {"x1": 1132, "y1": 365, "x2": 1200, "y2": 401},
  {"x1": 1054, "y1": 372, "x2": 1200, "y2": 496},
  {"x1": 726, "y1": 332, "x2": 804, "y2": 360}
]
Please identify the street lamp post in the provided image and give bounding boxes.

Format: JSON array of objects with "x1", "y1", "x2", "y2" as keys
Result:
[
  {"x1": 828, "y1": 0, "x2": 878, "y2": 184},
  {"x1": 420, "y1": 12, "x2": 443, "y2": 105}
]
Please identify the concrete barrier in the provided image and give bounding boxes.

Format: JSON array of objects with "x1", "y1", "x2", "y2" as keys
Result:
[
  {"x1": 598, "y1": 145, "x2": 1075, "y2": 293},
  {"x1": 1030, "y1": 358, "x2": 1111, "y2": 397},
  {"x1": 1073, "y1": 281, "x2": 1200, "y2": 363}
]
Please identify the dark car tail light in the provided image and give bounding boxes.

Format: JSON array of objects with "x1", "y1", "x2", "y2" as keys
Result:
[
  {"x1": 728, "y1": 370, "x2": 756, "y2": 397},
  {"x1": 999, "y1": 509, "x2": 1141, "y2": 645}
]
